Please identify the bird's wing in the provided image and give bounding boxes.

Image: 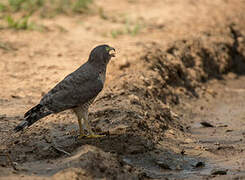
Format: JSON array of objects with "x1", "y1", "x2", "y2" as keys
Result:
[{"x1": 40, "y1": 64, "x2": 103, "y2": 113}]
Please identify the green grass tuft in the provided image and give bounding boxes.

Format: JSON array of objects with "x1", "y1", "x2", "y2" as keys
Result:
[
  {"x1": 72, "y1": 0, "x2": 92, "y2": 13},
  {"x1": 1, "y1": 0, "x2": 93, "y2": 17},
  {"x1": 0, "y1": 0, "x2": 94, "y2": 31},
  {"x1": 0, "y1": 3, "x2": 7, "y2": 12},
  {"x1": 5, "y1": 15, "x2": 45, "y2": 31},
  {"x1": 109, "y1": 19, "x2": 143, "y2": 38},
  {"x1": 110, "y1": 29, "x2": 124, "y2": 38},
  {"x1": 98, "y1": 7, "x2": 108, "y2": 20}
]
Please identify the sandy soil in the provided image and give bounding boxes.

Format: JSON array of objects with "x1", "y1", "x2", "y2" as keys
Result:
[{"x1": 1, "y1": 0, "x2": 245, "y2": 179}]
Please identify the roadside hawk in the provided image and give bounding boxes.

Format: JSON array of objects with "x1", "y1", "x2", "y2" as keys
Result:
[{"x1": 14, "y1": 44, "x2": 116, "y2": 138}]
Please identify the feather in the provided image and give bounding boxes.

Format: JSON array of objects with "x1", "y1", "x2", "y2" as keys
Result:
[{"x1": 14, "y1": 104, "x2": 52, "y2": 132}]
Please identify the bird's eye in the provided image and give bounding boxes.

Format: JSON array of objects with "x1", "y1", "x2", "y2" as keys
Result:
[{"x1": 105, "y1": 47, "x2": 110, "y2": 52}]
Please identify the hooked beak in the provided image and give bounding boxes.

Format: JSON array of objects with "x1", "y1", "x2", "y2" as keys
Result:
[{"x1": 108, "y1": 47, "x2": 116, "y2": 57}]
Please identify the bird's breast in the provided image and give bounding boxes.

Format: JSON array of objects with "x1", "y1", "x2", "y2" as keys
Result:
[{"x1": 98, "y1": 71, "x2": 106, "y2": 84}]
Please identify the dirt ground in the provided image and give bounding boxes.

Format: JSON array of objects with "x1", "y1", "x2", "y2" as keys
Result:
[{"x1": 1, "y1": 0, "x2": 245, "y2": 179}]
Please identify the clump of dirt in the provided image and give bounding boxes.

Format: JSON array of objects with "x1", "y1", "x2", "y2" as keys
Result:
[{"x1": 52, "y1": 145, "x2": 139, "y2": 179}]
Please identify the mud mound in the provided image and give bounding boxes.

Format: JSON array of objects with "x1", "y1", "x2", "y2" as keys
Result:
[
  {"x1": 51, "y1": 145, "x2": 138, "y2": 179},
  {"x1": 140, "y1": 25, "x2": 245, "y2": 105}
]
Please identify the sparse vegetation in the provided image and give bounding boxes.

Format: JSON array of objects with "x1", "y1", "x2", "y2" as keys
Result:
[
  {"x1": 4, "y1": 15, "x2": 45, "y2": 31},
  {"x1": 0, "y1": 0, "x2": 93, "y2": 17},
  {"x1": 0, "y1": 40, "x2": 17, "y2": 51},
  {"x1": 110, "y1": 29, "x2": 124, "y2": 38},
  {"x1": 98, "y1": 13, "x2": 144, "y2": 38},
  {"x1": 110, "y1": 20, "x2": 143, "y2": 38},
  {"x1": 0, "y1": 3, "x2": 7, "y2": 12},
  {"x1": 72, "y1": 0, "x2": 92, "y2": 13},
  {"x1": 98, "y1": 7, "x2": 108, "y2": 20},
  {"x1": 0, "y1": 0, "x2": 93, "y2": 31},
  {"x1": 6, "y1": 15, "x2": 29, "y2": 30},
  {"x1": 126, "y1": 22, "x2": 142, "y2": 36}
]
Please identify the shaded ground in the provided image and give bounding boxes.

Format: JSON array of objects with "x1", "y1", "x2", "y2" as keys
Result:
[
  {"x1": 174, "y1": 75, "x2": 245, "y2": 179},
  {"x1": 1, "y1": 0, "x2": 245, "y2": 179}
]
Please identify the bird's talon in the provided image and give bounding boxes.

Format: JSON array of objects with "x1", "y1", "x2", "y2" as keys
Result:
[
  {"x1": 77, "y1": 134, "x2": 86, "y2": 139},
  {"x1": 86, "y1": 134, "x2": 105, "y2": 138},
  {"x1": 75, "y1": 134, "x2": 105, "y2": 140}
]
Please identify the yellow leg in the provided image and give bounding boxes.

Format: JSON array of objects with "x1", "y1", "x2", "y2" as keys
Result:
[
  {"x1": 86, "y1": 134, "x2": 105, "y2": 138},
  {"x1": 77, "y1": 118, "x2": 86, "y2": 139},
  {"x1": 83, "y1": 113, "x2": 105, "y2": 138},
  {"x1": 73, "y1": 108, "x2": 86, "y2": 138},
  {"x1": 73, "y1": 107, "x2": 105, "y2": 139}
]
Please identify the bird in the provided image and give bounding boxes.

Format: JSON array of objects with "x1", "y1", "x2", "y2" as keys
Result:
[{"x1": 14, "y1": 44, "x2": 116, "y2": 138}]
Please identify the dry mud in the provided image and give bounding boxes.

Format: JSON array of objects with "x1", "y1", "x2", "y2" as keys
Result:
[{"x1": 1, "y1": 0, "x2": 245, "y2": 179}]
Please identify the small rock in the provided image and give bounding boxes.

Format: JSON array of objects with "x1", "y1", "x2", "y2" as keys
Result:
[
  {"x1": 225, "y1": 129, "x2": 233, "y2": 132},
  {"x1": 11, "y1": 95, "x2": 21, "y2": 99},
  {"x1": 211, "y1": 169, "x2": 227, "y2": 175},
  {"x1": 128, "y1": 94, "x2": 140, "y2": 105},
  {"x1": 180, "y1": 149, "x2": 185, "y2": 155},
  {"x1": 168, "y1": 129, "x2": 175, "y2": 135},
  {"x1": 184, "y1": 138, "x2": 194, "y2": 143},
  {"x1": 192, "y1": 161, "x2": 205, "y2": 168},
  {"x1": 200, "y1": 121, "x2": 214, "y2": 127},
  {"x1": 14, "y1": 140, "x2": 20, "y2": 144},
  {"x1": 109, "y1": 125, "x2": 128, "y2": 135},
  {"x1": 217, "y1": 124, "x2": 228, "y2": 127},
  {"x1": 156, "y1": 161, "x2": 171, "y2": 170}
]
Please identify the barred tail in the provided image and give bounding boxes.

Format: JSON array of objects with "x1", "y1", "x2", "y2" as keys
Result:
[{"x1": 14, "y1": 104, "x2": 51, "y2": 132}]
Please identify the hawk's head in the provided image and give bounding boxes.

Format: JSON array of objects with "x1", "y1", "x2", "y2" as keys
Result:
[{"x1": 88, "y1": 44, "x2": 116, "y2": 65}]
